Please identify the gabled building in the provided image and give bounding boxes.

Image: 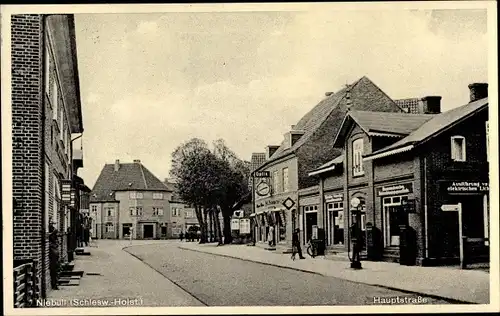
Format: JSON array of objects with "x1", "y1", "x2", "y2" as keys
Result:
[
  {"x1": 90, "y1": 160, "x2": 172, "y2": 239},
  {"x1": 252, "y1": 76, "x2": 404, "y2": 251},
  {"x1": 310, "y1": 83, "x2": 489, "y2": 266},
  {"x1": 12, "y1": 14, "x2": 84, "y2": 301}
]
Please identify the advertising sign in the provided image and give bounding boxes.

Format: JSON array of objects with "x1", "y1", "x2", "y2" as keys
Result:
[
  {"x1": 443, "y1": 181, "x2": 489, "y2": 194},
  {"x1": 253, "y1": 171, "x2": 271, "y2": 178},
  {"x1": 239, "y1": 218, "x2": 251, "y2": 234},
  {"x1": 231, "y1": 219, "x2": 240, "y2": 230},
  {"x1": 377, "y1": 184, "x2": 413, "y2": 197}
]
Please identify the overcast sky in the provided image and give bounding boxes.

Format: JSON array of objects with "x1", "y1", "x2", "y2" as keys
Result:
[{"x1": 73, "y1": 7, "x2": 488, "y2": 188}]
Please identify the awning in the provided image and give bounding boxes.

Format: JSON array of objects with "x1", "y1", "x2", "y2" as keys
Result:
[
  {"x1": 249, "y1": 213, "x2": 256, "y2": 217},
  {"x1": 363, "y1": 144, "x2": 414, "y2": 161}
]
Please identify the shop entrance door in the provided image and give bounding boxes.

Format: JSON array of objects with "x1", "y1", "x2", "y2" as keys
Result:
[
  {"x1": 122, "y1": 224, "x2": 132, "y2": 239},
  {"x1": 383, "y1": 196, "x2": 408, "y2": 247},
  {"x1": 143, "y1": 224, "x2": 154, "y2": 239},
  {"x1": 305, "y1": 212, "x2": 317, "y2": 243}
]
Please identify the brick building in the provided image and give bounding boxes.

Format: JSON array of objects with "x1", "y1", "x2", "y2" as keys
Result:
[
  {"x1": 309, "y1": 83, "x2": 489, "y2": 266},
  {"x1": 11, "y1": 14, "x2": 85, "y2": 299},
  {"x1": 251, "y1": 76, "x2": 404, "y2": 252},
  {"x1": 89, "y1": 160, "x2": 173, "y2": 239}
]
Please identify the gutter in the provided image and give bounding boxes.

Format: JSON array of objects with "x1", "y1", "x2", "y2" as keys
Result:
[{"x1": 308, "y1": 165, "x2": 336, "y2": 176}]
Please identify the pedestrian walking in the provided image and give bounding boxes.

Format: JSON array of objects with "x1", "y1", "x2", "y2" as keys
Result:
[
  {"x1": 268, "y1": 226, "x2": 275, "y2": 247},
  {"x1": 291, "y1": 228, "x2": 305, "y2": 260},
  {"x1": 179, "y1": 231, "x2": 184, "y2": 241}
]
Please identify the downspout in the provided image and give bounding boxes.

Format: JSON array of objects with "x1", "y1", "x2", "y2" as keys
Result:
[
  {"x1": 423, "y1": 156, "x2": 429, "y2": 259},
  {"x1": 40, "y1": 14, "x2": 47, "y2": 299}
]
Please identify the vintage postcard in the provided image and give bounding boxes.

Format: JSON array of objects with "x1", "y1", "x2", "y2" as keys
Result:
[{"x1": 1, "y1": 2, "x2": 498, "y2": 315}]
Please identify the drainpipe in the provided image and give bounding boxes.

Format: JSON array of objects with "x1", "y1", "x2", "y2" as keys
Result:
[
  {"x1": 40, "y1": 14, "x2": 48, "y2": 300},
  {"x1": 423, "y1": 157, "x2": 429, "y2": 259}
]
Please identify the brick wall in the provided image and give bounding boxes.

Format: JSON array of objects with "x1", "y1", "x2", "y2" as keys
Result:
[{"x1": 11, "y1": 14, "x2": 45, "y2": 297}]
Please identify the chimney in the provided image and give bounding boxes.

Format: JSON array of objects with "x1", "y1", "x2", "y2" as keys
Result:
[
  {"x1": 266, "y1": 145, "x2": 280, "y2": 160},
  {"x1": 419, "y1": 96, "x2": 441, "y2": 114},
  {"x1": 114, "y1": 159, "x2": 120, "y2": 172},
  {"x1": 468, "y1": 83, "x2": 488, "y2": 102},
  {"x1": 133, "y1": 159, "x2": 141, "y2": 163}
]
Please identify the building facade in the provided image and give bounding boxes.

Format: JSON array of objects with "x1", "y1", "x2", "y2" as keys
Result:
[
  {"x1": 309, "y1": 83, "x2": 489, "y2": 266},
  {"x1": 11, "y1": 14, "x2": 85, "y2": 300},
  {"x1": 90, "y1": 160, "x2": 173, "y2": 239},
  {"x1": 252, "y1": 76, "x2": 404, "y2": 252}
]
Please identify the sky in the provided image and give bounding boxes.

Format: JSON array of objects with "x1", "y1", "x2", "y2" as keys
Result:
[{"x1": 73, "y1": 6, "x2": 489, "y2": 188}]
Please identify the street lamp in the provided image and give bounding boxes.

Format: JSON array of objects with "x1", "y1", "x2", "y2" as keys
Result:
[{"x1": 349, "y1": 197, "x2": 363, "y2": 269}]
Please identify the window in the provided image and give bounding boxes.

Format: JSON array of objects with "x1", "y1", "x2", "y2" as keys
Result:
[
  {"x1": 451, "y1": 136, "x2": 466, "y2": 162},
  {"x1": 106, "y1": 207, "x2": 114, "y2": 217},
  {"x1": 282, "y1": 167, "x2": 289, "y2": 192},
  {"x1": 130, "y1": 208, "x2": 134, "y2": 216},
  {"x1": 136, "y1": 207, "x2": 143, "y2": 216},
  {"x1": 153, "y1": 207, "x2": 164, "y2": 216},
  {"x1": 352, "y1": 138, "x2": 364, "y2": 176},
  {"x1": 91, "y1": 205, "x2": 98, "y2": 214},
  {"x1": 52, "y1": 78, "x2": 58, "y2": 120},
  {"x1": 106, "y1": 223, "x2": 114, "y2": 233},
  {"x1": 172, "y1": 208, "x2": 180, "y2": 217},
  {"x1": 129, "y1": 191, "x2": 136, "y2": 199},
  {"x1": 185, "y1": 210, "x2": 194, "y2": 218},
  {"x1": 486, "y1": 121, "x2": 489, "y2": 162},
  {"x1": 136, "y1": 192, "x2": 143, "y2": 199},
  {"x1": 44, "y1": 45, "x2": 50, "y2": 95},
  {"x1": 153, "y1": 192, "x2": 164, "y2": 200},
  {"x1": 273, "y1": 170, "x2": 279, "y2": 194}
]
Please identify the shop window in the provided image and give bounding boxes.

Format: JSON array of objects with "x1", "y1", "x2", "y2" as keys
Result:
[
  {"x1": 327, "y1": 201, "x2": 344, "y2": 246},
  {"x1": 451, "y1": 136, "x2": 466, "y2": 162},
  {"x1": 382, "y1": 195, "x2": 408, "y2": 247},
  {"x1": 352, "y1": 138, "x2": 364, "y2": 176}
]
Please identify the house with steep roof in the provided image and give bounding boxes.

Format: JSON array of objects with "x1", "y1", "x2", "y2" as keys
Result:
[
  {"x1": 251, "y1": 76, "x2": 404, "y2": 252},
  {"x1": 90, "y1": 159, "x2": 173, "y2": 240},
  {"x1": 310, "y1": 83, "x2": 489, "y2": 266}
]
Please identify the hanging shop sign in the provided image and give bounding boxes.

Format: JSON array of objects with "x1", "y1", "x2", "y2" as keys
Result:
[
  {"x1": 61, "y1": 180, "x2": 72, "y2": 204},
  {"x1": 377, "y1": 184, "x2": 413, "y2": 197},
  {"x1": 70, "y1": 189, "x2": 76, "y2": 208},
  {"x1": 325, "y1": 193, "x2": 343, "y2": 203},
  {"x1": 443, "y1": 181, "x2": 489, "y2": 194},
  {"x1": 282, "y1": 197, "x2": 296, "y2": 210}
]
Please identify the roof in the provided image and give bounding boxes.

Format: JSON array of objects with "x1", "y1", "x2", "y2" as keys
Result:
[
  {"x1": 365, "y1": 97, "x2": 489, "y2": 160},
  {"x1": 333, "y1": 110, "x2": 435, "y2": 147},
  {"x1": 308, "y1": 155, "x2": 344, "y2": 176},
  {"x1": 257, "y1": 76, "x2": 403, "y2": 170},
  {"x1": 90, "y1": 161, "x2": 170, "y2": 202},
  {"x1": 250, "y1": 153, "x2": 266, "y2": 172}
]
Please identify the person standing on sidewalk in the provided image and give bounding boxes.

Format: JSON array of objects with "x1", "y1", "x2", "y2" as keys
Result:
[
  {"x1": 179, "y1": 231, "x2": 184, "y2": 242},
  {"x1": 292, "y1": 228, "x2": 305, "y2": 259},
  {"x1": 48, "y1": 222, "x2": 60, "y2": 290}
]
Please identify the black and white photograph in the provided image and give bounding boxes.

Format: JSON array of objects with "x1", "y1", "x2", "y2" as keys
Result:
[{"x1": 1, "y1": 2, "x2": 498, "y2": 315}]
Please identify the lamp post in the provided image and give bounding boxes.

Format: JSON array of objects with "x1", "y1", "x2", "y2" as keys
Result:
[{"x1": 349, "y1": 197, "x2": 363, "y2": 269}]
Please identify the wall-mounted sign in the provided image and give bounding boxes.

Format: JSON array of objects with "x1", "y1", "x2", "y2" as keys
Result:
[
  {"x1": 444, "y1": 181, "x2": 489, "y2": 194},
  {"x1": 282, "y1": 197, "x2": 296, "y2": 210},
  {"x1": 253, "y1": 171, "x2": 271, "y2": 178},
  {"x1": 401, "y1": 199, "x2": 416, "y2": 213},
  {"x1": 441, "y1": 203, "x2": 461, "y2": 212},
  {"x1": 61, "y1": 180, "x2": 72, "y2": 203},
  {"x1": 377, "y1": 184, "x2": 413, "y2": 197},
  {"x1": 256, "y1": 180, "x2": 271, "y2": 197},
  {"x1": 231, "y1": 219, "x2": 240, "y2": 230},
  {"x1": 325, "y1": 193, "x2": 343, "y2": 202}
]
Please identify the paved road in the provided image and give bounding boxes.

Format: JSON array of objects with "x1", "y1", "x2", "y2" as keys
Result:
[{"x1": 125, "y1": 242, "x2": 451, "y2": 306}]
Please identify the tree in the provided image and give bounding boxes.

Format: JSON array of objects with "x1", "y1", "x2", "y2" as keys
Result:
[
  {"x1": 170, "y1": 138, "x2": 221, "y2": 244},
  {"x1": 211, "y1": 139, "x2": 251, "y2": 244}
]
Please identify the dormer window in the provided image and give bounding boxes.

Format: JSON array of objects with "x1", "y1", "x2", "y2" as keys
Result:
[
  {"x1": 352, "y1": 138, "x2": 364, "y2": 176},
  {"x1": 451, "y1": 136, "x2": 466, "y2": 162}
]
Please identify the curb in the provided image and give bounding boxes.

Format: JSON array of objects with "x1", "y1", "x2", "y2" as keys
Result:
[{"x1": 178, "y1": 246, "x2": 478, "y2": 305}]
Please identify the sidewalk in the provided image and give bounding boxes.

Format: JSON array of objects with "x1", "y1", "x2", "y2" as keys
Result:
[
  {"x1": 47, "y1": 240, "x2": 204, "y2": 307},
  {"x1": 178, "y1": 242, "x2": 490, "y2": 304}
]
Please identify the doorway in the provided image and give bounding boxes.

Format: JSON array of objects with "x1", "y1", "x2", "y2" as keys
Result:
[
  {"x1": 143, "y1": 224, "x2": 154, "y2": 239},
  {"x1": 161, "y1": 226, "x2": 167, "y2": 238},
  {"x1": 122, "y1": 224, "x2": 132, "y2": 239},
  {"x1": 383, "y1": 195, "x2": 408, "y2": 247},
  {"x1": 305, "y1": 209, "x2": 318, "y2": 243}
]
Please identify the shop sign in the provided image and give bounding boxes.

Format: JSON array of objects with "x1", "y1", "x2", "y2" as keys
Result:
[
  {"x1": 253, "y1": 171, "x2": 270, "y2": 178},
  {"x1": 256, "y1": 199, "x2": 282, "y2": 209},
  {"x1": 444, "y1": 181, "x2": 489, "y2": 194},
  {"x1": 325, "y1": 193, "x2": 343, "y2": 202},
  {"x1": 401, "y1": 199, "x2": 416, "y2": 213},
  {"x1": 61, "y1": 180, "x2": 72, "y2": 203},
  {"x1": 256, "y1": 180, "x2": 271, "y2": 197},
  {"x1": 378, "y1": 184, "x2": 413, "y2": 197},
  {"x1": 282, "y1": 197, "x2": 296, "y2": 210}
]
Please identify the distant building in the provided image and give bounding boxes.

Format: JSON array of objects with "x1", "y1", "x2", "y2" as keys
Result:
[
  {"x1": 163, "y1": 179, "x2": 198, "y2": 237},
  {"x1": 395, "y1": 96, "x2": 442, "y2": 115},
  {"x1": 90, "y1": 160, "x2": 173, "y2": 239}
]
